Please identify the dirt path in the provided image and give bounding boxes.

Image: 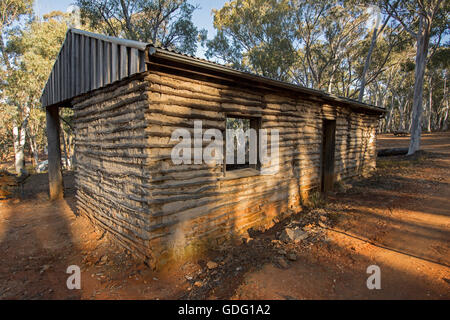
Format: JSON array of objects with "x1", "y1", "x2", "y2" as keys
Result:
[
  {"x1": 0, "y1": 174, "x2": 189, "y2": 299},
  {"x1": 0, "y1": 133, "x2": 449, "y2": 299}
]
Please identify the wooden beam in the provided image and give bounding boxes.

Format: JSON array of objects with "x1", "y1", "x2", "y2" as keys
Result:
[{"x1": 46, "y1": 105, "x2": 64, "y2": 200}]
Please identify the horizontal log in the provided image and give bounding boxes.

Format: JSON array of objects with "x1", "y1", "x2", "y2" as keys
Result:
[{"x1": 377, "y1": 148, "x2": 409, "y2": 157}]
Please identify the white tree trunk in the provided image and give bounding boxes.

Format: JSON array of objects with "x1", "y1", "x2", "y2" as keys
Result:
[
  {"x1": 408, "y1": 17, "x2": 430, "y2": 155},
  {"x1": 13, "y1": 119, "x2": 27, "y2": 175},
  {"x1": 359, "y1": 26, "x2": 378, "y2": 102},
  {"x1": 13, "y1": 105, "x2": 31, "y2": 175},
  {"x1": 427, "y1": 78, "x2": 433, "y2": 132},
  {"x1": 28, "y1": 132, "x2": 39, "y2": 166},
  {"x1": 398, "y1": 98, "x2": 407, "y2": 131},
  {"x1": 61, "y1": 128, "x2": 70, "y2": 169},
  {"x1": 442, "y1": 108, "x2": 449, "y2": 131}
]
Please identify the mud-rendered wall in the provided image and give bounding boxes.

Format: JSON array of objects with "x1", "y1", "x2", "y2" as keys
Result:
[
  {"x1": 73, "y1": 74, "x2": 154, "y2": 262},
  {"x1": 73, "y1": 68, "x2": 379, "y2": 269}
]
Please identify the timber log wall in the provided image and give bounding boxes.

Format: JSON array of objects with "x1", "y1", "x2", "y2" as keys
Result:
[{"x1": 73, "y1": 67, "x2": 379, "y2": 268}]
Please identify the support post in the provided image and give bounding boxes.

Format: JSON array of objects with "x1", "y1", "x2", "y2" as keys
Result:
[{"x1": 46, "y1": 105, "x2": 64, "y2": 200}]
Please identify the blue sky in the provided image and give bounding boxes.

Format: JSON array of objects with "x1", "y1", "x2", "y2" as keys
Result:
[{"x1": 34, "y1": 0, "x2": 227, "y2": 57}]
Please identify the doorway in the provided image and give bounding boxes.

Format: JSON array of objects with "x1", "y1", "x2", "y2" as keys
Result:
[{"x1": 321, "y1": 119, "x2": 336, "y2": 193}]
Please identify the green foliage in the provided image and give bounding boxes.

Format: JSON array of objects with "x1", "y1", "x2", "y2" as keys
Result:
[
  {"x1": 206, "y1": 0, "x2": 296, "y2": 81},
  {"x1": 0, "y1": 0, "x2": 449, "y2": 166},
  {"x1": 1, "y1": 10, "x2": 71, "y2": 164},
  {"x1": 7, "y1": 12, "x2": 69, "y2": 107},
  {"x1": 206, "y1": 0, "x2": 449, "y2": 132},
  {"x1": 206, "y1": 0, "x2": 397, "y2": 94},
  {"x1": 0, "y1": 0, "x2": 33, "y2": 31},
  {"x1": 75, "y1": 0, "x2": 205, "y2": 55}
]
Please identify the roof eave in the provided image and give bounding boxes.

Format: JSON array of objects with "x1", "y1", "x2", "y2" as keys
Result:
[{"x1": 147, "y1": 46, "x2": 385, "y2": 115}]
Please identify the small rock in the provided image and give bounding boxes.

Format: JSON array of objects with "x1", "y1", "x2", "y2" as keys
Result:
[
  {"x1": 194, "y1": 281, "x2": 203, "y2": 287},
  {"x1": 40, "y1": 265, "x2": 50, "y2": 274},
  {"x1": 318, "y1": 221, "x2": 327, "y2": 228},
  {"x1": 275, "y1": 257, "x2": 289, "y2": 269},
  {"x1": 97, "y1": 255, "x2": 108, "y2": 265},
  {"x1": 315, "y1": 208, "x2": 327, "y2": 215},
  {"x1": 279, "y1": 227, "x2": 308, "y2": 243},
  {"x1": 242, "y1": 237, "x2": 253, "y2": 244},
  {"x1": 271, "y1": 239, "x2": 281, "y2": 246},
  {"x1": 207, "y1": 261, "x2": 218, "y2": 269},
  {"x1": 287, "y1": 253, "x2": 297, "y2": 261},
  {"x1": 277, "y1": 249, "x2": 287, "y2": 255},
  {"x1": 319, "y1": 215, "x2": 327, "y2": 222},
  {"x1": 185, "y1": 275, "x2": 193, "y2": 281}
]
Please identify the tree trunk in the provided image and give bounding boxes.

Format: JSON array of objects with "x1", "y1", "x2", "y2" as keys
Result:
[
  {"x1": 386, "y1": 95, "x2": 395, "y2": 132},
  {"x1": 13, "y1": 121, "x2": 25, "y2": 175},
  {"x1": 408, "y1": 17, "x2": 430, "y2": 155},
  {"x1": 61, "y1": 128, "x2": 70, "y2": 169},
  {"x1": 28, "y1": 134, "x2": 38, "y2": 166},
  {"x1": 442, "y1": 108, "x2": 449, "y2": 131},
  {"x1": 12, "y1": 106, "x2": 30, "y2": 176},
  {"x1": 398, "y1": 99, "x2": 407, "y2": 132},
  {"x1": 441, "y1": 75, "x2": 448, "y2": 130},
  {"x1": 327, "y1": 72, "x2": 334, "y2": 94},
  {"x1": 26, "y1": 122, "x2": 39, "y2": 166},
  {"x1": 427, "y1": 77, "x2": 433, "y2": 132},
  {"x1": 359, "y1": 25, "x2": 378, "y2": 102}
]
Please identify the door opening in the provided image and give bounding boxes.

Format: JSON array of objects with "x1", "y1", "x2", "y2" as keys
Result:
[{"x1": 321, "y1": 119, "x2": 336, "y2": 193}]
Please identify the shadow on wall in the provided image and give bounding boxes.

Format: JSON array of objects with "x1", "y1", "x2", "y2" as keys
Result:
[{"x1": 147, "y1": 86, "x2": 322, "y2": 269}]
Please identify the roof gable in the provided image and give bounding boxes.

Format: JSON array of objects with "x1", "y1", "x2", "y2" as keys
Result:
[{"x1": 40, "y1": 29, "x2": 148, "y2": 108}]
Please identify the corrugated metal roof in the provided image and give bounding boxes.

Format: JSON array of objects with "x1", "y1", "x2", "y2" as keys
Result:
[
  {"x1": 40, "y1": 29, "x2": 384, "y2": 114},
  {"x1": 40, "y1": 29, "x2": 147, "y2": 108}
]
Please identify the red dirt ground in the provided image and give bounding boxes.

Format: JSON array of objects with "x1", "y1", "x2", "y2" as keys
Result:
[
  {"x1": 233, "y1": 133, "x2": 450, "y2": 300},
  {"x1": 0, "y1": 132, "x2": 449, "y2": 300}
]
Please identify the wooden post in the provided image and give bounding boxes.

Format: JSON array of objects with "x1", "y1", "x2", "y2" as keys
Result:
[{"x1": 46, "y1": 105, "x2": 64, "y2": 200}]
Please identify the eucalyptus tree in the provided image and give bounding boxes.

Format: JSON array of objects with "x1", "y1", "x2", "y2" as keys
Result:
[
  {"x1": 424, "y1": 46, "x2": 450, "y2": 131},
  {"x1": 0, "y1": 0, "x2": 33, "y2": 174},
  {"x1": 205, "y1": 0, "x2": 296, "y2": 81},
  {"x1": 7, "y1": 11, "x2": 70, "y2": 167},
  {"x1": 205, "y1": 0, "x2": 404, "y2": 99},
  {"x1": 75, "y1": 0, "x2": 206, "y2": 55},
  {"x1": 383, "y1": 0, "x2": 448, "y2": 155},
  {"x1": 358, "y1": 3, "x2": 391, "y2": 102}
]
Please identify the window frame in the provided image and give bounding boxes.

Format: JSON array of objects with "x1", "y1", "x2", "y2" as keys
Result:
[{"x1": 223, "y1": 115, "x2": 262, "y2": 177}]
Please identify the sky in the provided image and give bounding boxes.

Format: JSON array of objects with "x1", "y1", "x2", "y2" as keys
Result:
[{"x1": 34, "y1": 0, "x2": 227, "y2": 57}]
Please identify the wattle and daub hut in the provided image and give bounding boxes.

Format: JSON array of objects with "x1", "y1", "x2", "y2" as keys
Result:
[{"x1": 41, "y1": 29, "x2": 384, "y2": 268}]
